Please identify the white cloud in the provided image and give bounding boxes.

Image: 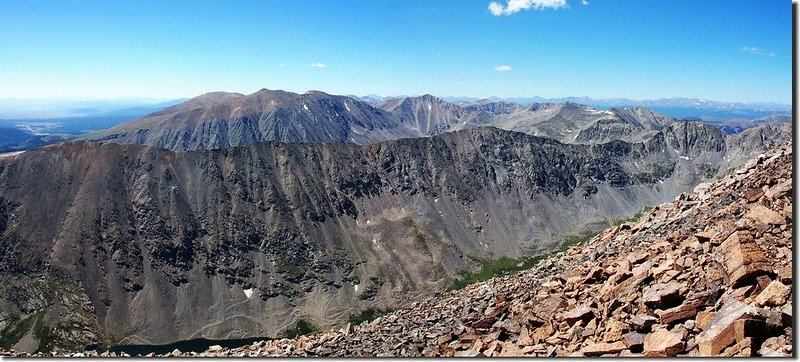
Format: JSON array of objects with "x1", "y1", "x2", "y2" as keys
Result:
[
  {"x1": 494, "y1": 65, "x2": 513, "y2": 71},
  {"x1": 488, "y1": 0, "x2": 567, "y2": 16},
  {"x1": 740, "y1": 46, "x2": 777, "y2": 57},
  {"x1": 582, "y1": 0, "x2": 589, "y2": 5},
  {"x1": 279, "y1": 64, "x2": 286, "y2": 68},
  {"x1": 310, "y1": 62, "x2": 326, "y2": 68}
]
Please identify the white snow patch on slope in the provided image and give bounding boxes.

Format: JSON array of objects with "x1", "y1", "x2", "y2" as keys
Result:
[
  {"x1": 244, "y1": 288, "x2": 254, "y2": 298},
  {"x1": 344, "y1": 102, "x2": 351, "y2": 112},
  {"x1": 303, "y1": 104, "x2": 309, "y2": 111}
]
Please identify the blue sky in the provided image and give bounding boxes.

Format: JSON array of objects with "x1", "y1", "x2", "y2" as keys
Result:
[{"x1": 0, "y1": 0, "x2": 792, "y2": 103}]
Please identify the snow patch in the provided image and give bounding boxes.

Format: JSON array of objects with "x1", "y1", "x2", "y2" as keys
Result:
[
  {"x1": 428, "y1": 104, "x2": 432, "y2": 111},
  {"x1": 679, "y1": 156, "x2": 690, "y2": 160},
  {"x1": 344, "y1": 102, "x2": 351, "y2": 112},
  {"x1": 434, "y1": 198, "x2": 438, "y2": 203},
  {"x1": 303, "y1": 103, "x2": 309, "y2": 111},
  {"x1": 244, "y1": 288, "x2": 254, "y2": 298},
  {"x1": 354, "y1": 284, "x2": 359, "y2": 292}
]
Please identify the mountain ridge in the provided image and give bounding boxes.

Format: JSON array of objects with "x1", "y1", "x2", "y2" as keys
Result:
[
  {"x1": 85, "y1": 89, "x2": 775, "y2": 152},
  {"x1": 0, "y1": 122, "x2": 789, "y2": 352},
  {"x1": 146, "y1": 140, "x2": 794, "y2": 357}
]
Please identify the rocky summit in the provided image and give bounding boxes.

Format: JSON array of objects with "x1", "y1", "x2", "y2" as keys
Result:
[{"x1": 125, "y1": 141, "x2": 791, "y2": 358}]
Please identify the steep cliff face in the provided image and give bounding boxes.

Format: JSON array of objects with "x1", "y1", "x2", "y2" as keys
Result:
[
  {"x1": 0, "y1": 125, "x2": 788, "y2": 353},
  {"x1": 375, "y1": 95, "x2": 466, "y2": 135},
  {"x1": 179, "y1": 142, "x2": 792, "y2": 358}
]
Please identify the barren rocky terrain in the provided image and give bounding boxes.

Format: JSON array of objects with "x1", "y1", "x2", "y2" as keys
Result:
[
  {"x1": 136, "y1": 140, "x2": 791, "y2": 357},
  {"x1": 0, "y1": 124, "x2": 791, "y2": 355}
]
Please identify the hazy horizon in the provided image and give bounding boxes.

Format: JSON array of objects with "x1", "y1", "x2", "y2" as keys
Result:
[
  {"x1": 1, "y1": 0, "x2": 792, "y2": 104},
  {"x1": 0, "y1": 90, "x2": 792, "y2": 107}
]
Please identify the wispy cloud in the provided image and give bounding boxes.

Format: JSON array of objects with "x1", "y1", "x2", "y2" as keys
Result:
[
  {"x1": 488, "y1": 0, "x2": 567, "y2": 16},
  {"x1": 581, "y1": 0, "x2": 589, "y2": 5},
  {"x1": 310, "y1": 62, "x2": 326, "y2": 68},
  {"x1": 494, "y1": 65, "x2": 513, "y2": 71},
  {"x1": 740, "y1": 46, "x2": 777, "y2": 57},
  {"x1": 279, "y1": 64, "x2": 286, "y2": 68}
]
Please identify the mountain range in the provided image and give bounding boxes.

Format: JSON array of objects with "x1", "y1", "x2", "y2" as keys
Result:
[
  {"x1": 0, "y1": 88, "x2": 791, "y2": 353},
  {"x1": 439, "y1": 96, "x2": 791, "y2": 119},
  {"x1": 84, "y1": 89, "x2": 791, "y2": 151}
]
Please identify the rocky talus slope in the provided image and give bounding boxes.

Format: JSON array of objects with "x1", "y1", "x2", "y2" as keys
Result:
[{"x1": 148, "y1": 141, "x2": 791, "y2": 358}]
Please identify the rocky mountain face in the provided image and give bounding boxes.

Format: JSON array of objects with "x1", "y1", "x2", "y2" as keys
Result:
[
  {"x1": 0, "y1": 123, "x2": 787, "y2": 353},
  {"x1": 88, "y1": 89, "x2": 416, "y2": 150},
  {"x1": 133, "y1": 140, "x2": 791, "y2": 358},
  {"x1": 374, "y1": 94, "x2": 467, "y2": 136},
  {"x1": 85, "y1": 89, "x2": 788, "y2": 152}
]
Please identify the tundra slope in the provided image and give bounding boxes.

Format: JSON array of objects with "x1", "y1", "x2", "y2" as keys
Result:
[{"x1": 0, "y1": 121, "x2": 789, "y2": 352}]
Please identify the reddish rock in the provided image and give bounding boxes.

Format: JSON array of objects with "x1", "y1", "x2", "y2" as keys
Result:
[
  {"x1": 436, "y1": 333, "x2": 452, "y2": 345},
  {"x1": 745, "y1": 204, "x2": 785, "y2": 226},
  {"x1": 630, "y1": 315, "x2": 658, "y2": 332},
  {"x1": 720, "y1": 337, "x2": 753, "y2": 357},
  {"x1": 777, "y1": 266, "x2": 792, "y2": 284},
  {"x1": 694, "y1": 231, "x2": 715, "y2": 243},
  {"x1": 643, "y1": 329, "x2": 684, "y2": 357},
  {"x1": 602, "y1": 319, "x2": 627, "y2": 342},
  {"x1": 581, "y1": 341, "x2": 627, "y2": 356},
  {"x1": 718, "y1": 231, "x2": 772, "y2": 288},
  {"x1": 622, "y1": 332, "x2": 644, "y2": 352},
  {"x1": 733, "y1": 318, "x2": 766, "y2": 343},
  {"x1": 643, "y1": 282, "x2": 682, "y2": 309},
  {"x1": 696, "y1": 300, "x2": 757, "y2": 356},
  {"x1": 696, "y1": 310, "x2": 715, "y2": 330},
  {"x1": 563, "y1": 306, "x2": 594, "y2": 326},
  {"x1": 453, "y1": 349, "x2": 484, "y2": 357},
  {"x1": 657, "y1": 299, "x2": 701, "y2": 325},
  {"x1": 626, "y1": 252, "x2": 648, "y2": 265},
  {"x1": 754, "y1": 281, "x2": 791, "y2": 306}
]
